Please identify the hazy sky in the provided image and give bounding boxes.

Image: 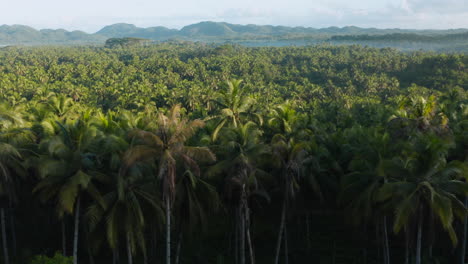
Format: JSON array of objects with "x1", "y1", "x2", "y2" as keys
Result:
[{"x1": 1, "y1": 0, "x2": 467, "y2": 32}]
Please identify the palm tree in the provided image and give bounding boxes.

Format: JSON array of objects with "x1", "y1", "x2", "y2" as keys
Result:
[
  {"x1": 268, "y1": 104, "x2": 313, "y2": 264},
  {"x1": 211, "y1": 79, "x2": 258, "y2": 141},
  {"x1": 123, "y1": 104, "x2": 215, "y2": 264},
  {"x1": 173, "y1": 169, "x2": 220, "y2": 264},
  {"x1": 389, "y1": 95, "x2": 449, "y2": 137},
  {"x1": 270, "y1": 134, "x2": 310, "y2": 264},
  {"x1": 87, "y1": 165, "x2": 163, "y2": 264},
  {"x1": 340, "y1": 126, "x2": 395, "y2": 264},
  {"x1": 45, "y1": 94, "x2": 76, "y2": 119},
  {"x1": 0, "y1": 103, "x2": 33, "y2": 264},
  {"x1": 209, "y1": 121, "x2": 269, "y2": 264},
  {"x1": 34, "y1": 115, "x2": 103, "y2": 264},
  {"x1": 377, "y1": 134, "x2": 468, "y2": 264}
]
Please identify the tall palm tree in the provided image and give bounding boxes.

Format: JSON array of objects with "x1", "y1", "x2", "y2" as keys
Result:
[
  {"x1": 0, "y1": 103, "x2": 33, "y2": 264},
  {"x1": 123, "y1": 104, "x2": 215, "y2": 264},
  {"x1": 268, "y1": 104, "x2": 313, "y2": 264},
  {"x1": 377, "y1": 134, "x2": 468, "y2": 264},
  {"x1": 173, "y1": 169, "x2": 220, "y2": 264},
  {"x1": 340, "y1": 126, "x2": 395, "y2": 264},
  {"x1": 270, "y1": 134, "x2": 310, "y2": 264},
  {"x1": 34, "y1": 115, "x2": 103, "y2": 264},
  {"x1": 209, "y1": 121, "x2": 269, "y2": 264},
  {"x1": 87, "y1": 166, "x2": 163, "y2": 264}
]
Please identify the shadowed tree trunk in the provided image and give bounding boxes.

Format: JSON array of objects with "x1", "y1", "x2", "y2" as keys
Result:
[
  {"x1": 428, "y1": 213, "x2": 434, "y2": 259},
  {"x1": 126, "y1": 232, "x2": 133, "y2": 264},
  {"x1": 416, "y1": 206, "x2": 423, "y2": 264},
  {"x1": 112, "y1": 249, "x2": 119, "y2": 264},
  {"x1": 62, "y1": 220, "x2": 67, "y2": 256},
  {"x1": 405, "y1": 227, "x2": 410, "y2": 264},
  {"x1": 88, "y1": 245, "x2": 94, "y2": 264},
  {"x1": 73, "y1": 196, "x2": 81, "y2": 264},
  {"x1": 166, "y1": 198, "x2": 171, "y2": 264},
  {"x1": 376, "y1": 224, "x2": 381, "y2": 262},
  {"x1": 362, "y1": 224, "x2": 368, "y2": 264},
  {"x1": 240, "y1": 202, "x2": 246, "y2": 264},
  {"x1": 284, "y1": 225, "x2": 289, "y2": 264},
  {"x1": 9, "y1": 208, "x2": 16, "y2": 258},
  {"x1": 1, "y1": 208, "x2": 9, "y2": 264},
  {"x1": 306, "y1": 213, "x2": 310, "y2": 250},
  {"x1": 150, "y1": 228, "x2": 156, "y2": 264},
  {"x1": 246, "y1": 206, "x2": 255, "y2": 264},
  {"x1": 175, "y1": 231, "x2": 182, "y2": 264},
  {"x1": 274, "y1": 197, "x2": 287, "y2": 264},
  {"x1": 461, "y1": 196, "x2": 468, "y2": 264},
  {"x1": 235, "y1": 216, "x2": 239, "y2": 264},
  {"x1": 383, "y1": 216, "x2": 390, "y2": 264}
]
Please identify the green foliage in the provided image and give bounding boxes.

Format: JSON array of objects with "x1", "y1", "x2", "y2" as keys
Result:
[
  {"x1": 30, "y1": 253, "x2": 72, "y2": 264},
  {"x1": 0, "y1": 43, "x2": 466, "y2": 264},
  {"x1": 104, "y1": 37, "x2": 151, "y2": 48}
]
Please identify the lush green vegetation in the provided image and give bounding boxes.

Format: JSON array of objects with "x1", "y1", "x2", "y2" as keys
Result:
[{"x1": 0, "y1": 43, "x2": 467, "y2": 264}]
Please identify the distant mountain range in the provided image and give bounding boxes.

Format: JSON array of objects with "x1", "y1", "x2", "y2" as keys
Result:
[{"x1": 1, "y1": 21, "x2": 468, "y2": 46}]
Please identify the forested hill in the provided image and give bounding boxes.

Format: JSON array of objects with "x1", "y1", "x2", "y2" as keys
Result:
[{"x1": 1, "y1": 21, "x2": 468, "y2": 51}]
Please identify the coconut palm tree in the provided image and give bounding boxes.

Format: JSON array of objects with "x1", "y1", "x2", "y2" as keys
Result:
[
  {"x1": 122, "y1": 104, "x2": 215, "y2": 264},
  {"x1": 87, "y1": 165, "x2": 163, "y2": 264},
  {"x1": 34, "y1": 114, "x2": 103, "y2": 264},
  {"x1": 270, "y1": 134, "x2": 310, "y2": 264},
  {"x1": 173, "y1": 168, "x2": 220, "y2": 264},
  {"x1": 268, "y1": 104, "x2": 313, "y2": 264},
  {"x1": 0, "y1": 103, "x2": 34, "y2": 264},
  {"x1": 377, "y1": 134, "x2": 468, "y2": 264},
  {"x1": 211, "y1": 79, "x2": 258, "y2": 141},
  {"x1": 209, "y1": 121, "x2": 269, "y2": 264},
  {"x1": 340, "y1": 126, "x2": 396, "y2": 264}
]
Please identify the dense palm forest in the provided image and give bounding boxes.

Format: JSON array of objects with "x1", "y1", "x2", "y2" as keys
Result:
[{"x1": 0, "y1": 43, "x2": 467, "y2": 264}]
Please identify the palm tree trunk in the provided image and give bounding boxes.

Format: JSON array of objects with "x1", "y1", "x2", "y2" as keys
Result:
[
  {"x1": 461, "y1": 196, "x2": 468, "y2": 264},
  {"x1": 88, "y1": 246, "x2": 94, "y2": 264},
  {"x1": 240, "y1": 204, "x2": 246, "y2": 264},
  {"x1": 428, "y1": 213, "x2": 434, "y2": 259},
  {"x1": 376, "y1": 224, "x2": 381, "y2": 262},
  {"x1": 165, "y1": 198, "x2": 171, "y2": 264},
  {"x1": 112, "y1": 249, "x2": 117, "y2": 264},
  {"x1": 73, "y1": 195, "x2": 81, "y2": 264},
  {"x1": 362, "y1": 224, "x2": 367, "y2": 264},
  {"x1": 383, "y1": 216, "x2": 390, "y2": 264},
  {"x1": 246, "y1": 207, "x2": 255, "y2": 264},
  {"x1": 150, "y1": 227, "x2": 157, "y2": 264},
  {"x1": 239, "y1": 206, "x2": 245, "y2": 264},
  {"x1": 175, "y1": 231, "x2": 182, "y2": 264},
  {"x1": 114, "y1": 248, "x2": 121, "y2": 264},
  {"x1": 284, "y1": 225, "x2": 289, "y2": 264},
  {"x1": 62, "y1": 220, "x2": 67, "y2": 256},
  {"x1": 306, "y1": 213, "x2": 310, "y2": 250},
  {"x1": 274, "y1": 198, "x2": 287, "y2": 264},
  {"x1": 415, "y1": 206, "x2": 423, "y2": 264},
  {"x1": 235, "y1": 216, "x2": 239, "y2": 264},
  {"x1": 1, "y1": 208, "x2": 9, "y2": 264},
  {"x1": 405, "y1": 227, "x2": 410, "y2": 264},
  {"x1": 126, "y1": 232, "x2": 133, "y2": 264},
  {"x1": 9, "y1": 209, "x2": 16, "y2": 257}
]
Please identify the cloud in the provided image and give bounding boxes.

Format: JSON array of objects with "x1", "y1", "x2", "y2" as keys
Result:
[
  {"x1": 405, "y1": 0, "x2": 468, "y2": 14},
  {"x1": 0, "y1": 0, "x2": 467, "y2": 31}
]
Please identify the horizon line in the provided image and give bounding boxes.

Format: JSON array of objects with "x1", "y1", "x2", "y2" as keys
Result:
[{"x1": 1, "y1": 20, "x2": 468, "y2": 34}]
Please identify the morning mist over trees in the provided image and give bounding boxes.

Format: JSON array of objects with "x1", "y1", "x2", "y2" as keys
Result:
[{"x1": 0, "y1": 0, "x2": 467, "y2": 264}]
